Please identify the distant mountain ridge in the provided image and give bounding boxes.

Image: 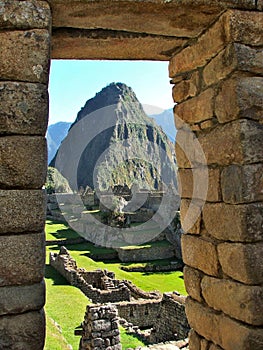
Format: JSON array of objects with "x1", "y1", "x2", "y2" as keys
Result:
[
  {"x1": 47, "y1": 121, "x2": 71, "y2": 164},
  {"x1": 150, "y1": 108, "x2": 176, "y2": 142},
  {"x1": 50, "y1": 82, "x2": 177, "y2": 191}
]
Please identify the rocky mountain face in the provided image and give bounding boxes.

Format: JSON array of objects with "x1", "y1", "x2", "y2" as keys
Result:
[{"x1": 51, "y1": 83, "x2": 177, "y2": 191}]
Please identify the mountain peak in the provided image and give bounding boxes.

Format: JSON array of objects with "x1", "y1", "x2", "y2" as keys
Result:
[{"x1": 74, "y1": 82, "x2": 138, "y2": 124}]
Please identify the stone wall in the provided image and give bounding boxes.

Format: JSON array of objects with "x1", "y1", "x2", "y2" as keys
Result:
[
  {"x1": 0, "y1": 1, "x2": 51, "y2": 348},
  {"x1": 79, "y1": 304, "x2": 121, "y2": 350},
  {"x1": 115, "y1": 293, "x2": 189, "y2": 342},
  {"x1": 1, "y1": 2, "x2": 262, "y2": 349},
  {"x1": 170, "y1": 9, "x2": 263, "y2": 350},
  {"x1": 50, "y1": 247, "x2": 131, "y2": 303},
  {"x1": 152, "y1": 293, "x2": 189, "y2": 343}
]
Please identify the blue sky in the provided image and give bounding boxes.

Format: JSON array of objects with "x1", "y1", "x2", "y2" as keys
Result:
[{"x1": 48, "y1": 60, "x2": 173, "y2": 125}]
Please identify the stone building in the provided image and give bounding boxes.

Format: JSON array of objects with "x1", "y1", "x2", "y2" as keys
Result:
[{"x1": 0, "y1": 1, "x2": 262, "y2": 349}]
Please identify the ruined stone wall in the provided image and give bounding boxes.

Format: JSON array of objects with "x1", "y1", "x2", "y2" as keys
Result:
[
  {"x1": 0, "y1": 1, "x2": 51, "y2": 348},
  {"x1": 50, "y1": 248, "x2": 131, "y2": 303},
  {"x1": 152, "y1": 293, "x2": 190, "y2": 343},
  {"x1": 115, "y1": 293, "x2": 189, "y2": 342},
  {"x1": 116, "y1": 299, "x2": 160, "y2": 328},
  {"x1": 170, "y1": 9, "x2": 263, "y2": 350},
  {"x1": 79, "y1": 304, "x2": 121, "y2": 350}
]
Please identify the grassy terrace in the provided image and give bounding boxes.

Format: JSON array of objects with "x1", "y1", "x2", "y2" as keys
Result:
[{"x1": 44, "y1": 220, "x2": 186, "y2": 350}]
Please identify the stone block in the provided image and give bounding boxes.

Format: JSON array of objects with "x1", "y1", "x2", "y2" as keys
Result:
[
  {"x1": 52, "y1": 27, "x2": 186, "y2": 60},
  {"x1": 0, "y1": 82, "x2": 48, "y2": 135},
  {"x1": 203, "y1": 44, "x2": 263, "y2": 87},
  {"x1": 184, "y1": 266, "x2": 203, "y2": 303},
  {"x1": 0, "y1": 281, "x2": 45, "y2": 316},
  {"x1": 182, "y1": 235, "x2": 219, "y2": 277},
  {"x1": 174, "y1": 88, "x2": 214, "y2": 125},
  {"x1": 175, "y1": 128, "x2": 207, "y2": 168},
  {"x1": 218, "y1": 242, "x2": 263, "y2": 285},
  {"x1": 169, "y1": 10, "x2": 263, "y2": 77},
  {"x1": 0, "y1": 136, "x2": 47, "y2": 188},
  {"x1": 186, "y1": 297, "x2": 263, "y2": 350},
  {"x1": 0, "y1": 232, "x2": 45, "y2": 286},
  {"x1": 201, "y1": 276, "x2": 263, "y2": 325},
  {"x1": 198, "y1": 119, "x2": 263, "y2": 166},
  {"x1": 188, "y1": 329, "x2": 201, "y2": 350},
  {"x1": 215, "y1": 77, "x2": 263, "y2": 123},
  {"x1": 180, "y1": 199, "x2": 202, "y2": 234},
  {"x1": 203, "y1": 202, "x2": 263, "y2": 242},
  {"x1": 221, "y1": 163, "x2": 263, "y2": 204},
  {"x1": 169, "y1": 15, "x2": 227, "y2": 76},
  {"x1": 0, "y1": 29, "x2": 50, "y2": 84},
  {"x1": 0, "y1": 189, "x2": 46, "y2": 234},
  {"x1": 209, "y1": 344, "x2": 224, "y2": 350},
  {"x1": 0, "y1": 310, "x2": 45, "y2": 350},
  {"x1": 226, "y1": 10, "x2": 263, "y2": 46},
  {"x1": 0, "y1": 0, "x2": 51, "y2": 29},
  {"x1": 178, "y1": 168, "x2": 221, "y2": 202},
  {"x1": 172, "y1": 71, "x2": 199, "y2": 103}
]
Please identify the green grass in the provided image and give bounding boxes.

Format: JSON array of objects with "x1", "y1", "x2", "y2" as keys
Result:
[
  {"x1": 120, "y1": 240, "x2": 172, "y2": 250},
  {"x1": 45, "y1": 314, "x2": 72, "y2": 350},
  {"x1": 120, "y1": 327, "x2": 146, "y2": 350},
  {"x1": 45, "y1": 265, "x2": 88, "y2": 349},
  {"x1": 45, "y1": 220, "x2": 186, "y2": 349},
  {"x1": 45, "y1": 220, "x2": 80, "y2": 241}
]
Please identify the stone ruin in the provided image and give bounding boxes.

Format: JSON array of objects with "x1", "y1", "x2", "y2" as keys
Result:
[
  {"x1": 78, "y1": 304, "x2": 121, "y2": 350},
  {"x1": 50, "y1": 247, "x2": 160, "y2": 303},
  {"x1": 46, "y1": 188, "x2": 183, "y2": 260},
  {"x1": 50, "y1": 247, "x2": 190, "y2": 348},
  {"x1": 0, "y1": 1, "x2": 262, "y2": 349}
]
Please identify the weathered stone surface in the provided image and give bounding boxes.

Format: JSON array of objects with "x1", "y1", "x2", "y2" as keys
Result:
[
  {"x1": 48, "y1": 1, "x2": 242, "y2": 38},
  {"x1": 209, "y1": 344, "x2": 224, "y2": 350},
  {"x1": 175, "y1": 88, "x2": 214, "y2": 125},
  {"x1": 203, "y1": 44, "x2": 263, "y2": 86},
  {"x1": 199, "y1": 120, "x2": 263, "y2": 166},
  {"x1": 0, "y1": 281, "x2": 45, "y2": 316},
  {"x1": 221, "y1": 163, "x2": 263, "y2": 204},
  {"x1": 182, "y1": 235, "x2": 219, "y2": 276},
  {"x1": 186, "y1": 297, "x2": 263, "y2": 350},
  {"x1": 0, "y1": 0, "x2": 51, "y2": 29},
  {"x1": 169, "y1": 10, "x2": 263, "y2": 77},
  {"x1": 0, "y1": 232, "x2": 45, "y2": 286},
  {"x1": 201, "y1": 276, "x2": 263, "y2": 325},
  {"x1": 175, "y1": 128, "x2": 207, "y2": 168},
  {"x1": 0, "y1": 82, "x2": 48, "y2": 135},
  {"x1": 0, "y1": 190, "x2": 46, "y2": 233},
  {"x1": 178, "y1": 168, "x2": 221, "y2": 202},
  {"x1": 227, "y1": 10, "x2": 263, "y2": 46},
  {"x1": 189, "y1": 329, "x2": 201, "y2": 350},
  {"x1": 180, "y1": 199, "x2": 202, "y2": 234},
  {"x1": 218, "y1": 242, "x2": 263, "y2": 285},
  {"x1": 169, "y1": 14, "x2": 230, "y2": 76},
  {"x1": 215, "y1": 77, "x2": 263, "y2": 123},
  {"x1": 172, "y1": 71, "x2": 199, "y2": 103},
  {"x1": 0, "y1": 136, "x2": 47, "y2": 188},
  {"x1": 200, "y1": 119, "x2": 218, "y2": 130},
  {"x1": 0, "y1": 29, "x2": 50, "y2": 83},
  {"x1": 51, "y1": 28, "x2": 186, "y2": 60},
  {"x1": 0, "y1": 310, "x2": 45, "y2": 350},
  {"x1": 184, "y1": 266, "x2": 203, "y2": 303},
  {"x1": 203, "y1": 202, "x2": 263, "y2": 242}
]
